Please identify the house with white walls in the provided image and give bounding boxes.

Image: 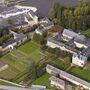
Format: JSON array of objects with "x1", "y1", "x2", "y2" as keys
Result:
[
  {"x1": 46, "y1": 64, "x2": 90, "y2": 90},
  {"x1": 49, "y1": 76, "x2": 65, "y2": 90},
  {"x1": 46, "y1": 28, "x2": 90, "y2": 67}
]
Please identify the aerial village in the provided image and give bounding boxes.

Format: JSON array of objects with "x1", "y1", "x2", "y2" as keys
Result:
[{"x1": 0, "y1": 0, "x2": 90, "y2": 90}]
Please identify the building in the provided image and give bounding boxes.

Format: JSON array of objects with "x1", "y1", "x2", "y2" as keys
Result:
[
  {"x1": 40, "y1": 18, "x2": 53, "y2": 30},
  {"x1": 62, "y1": 29, "x2": 78, "y2": 41},
  {"x1": 72, "y1": 53, "x2": 87, "y2": 67},
  {"x1": 62, "y1": 29, "x2": 90, "y2": 49},
  {"x1": 0, "y1": 0, "x2": 5, "y2": 4},
  {"x1": 46, "y1": 64, "x2": 90, "y2": 90},
  {"x1": 72, "y1": 47, "x2": 90, "y2": 67},
  {"x1": 0, "y1": 5, "x2": 38, "y2": 28},
  {"x1": 35, "y1": 27, "x2": 44, "y2": 35},
  {"x1": 49, "y1": 76, "x2": 65, "y2": 90},
  {"x1": 31, "y1": 85, "x2": 46, "y2": 90},
  {"x1": 46, "y1": 28, "x2": 90, "y2": 67},
  {"x1": 0, "y1": 31, "x2": 27, "y2": 53},
  {"x1": 0, "y1": 85, "x2": 41, "y2": 90}
]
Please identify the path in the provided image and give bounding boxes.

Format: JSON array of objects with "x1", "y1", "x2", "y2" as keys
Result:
[{"x1": 0, "y1": 78, "x2": 25, "y2": 87}]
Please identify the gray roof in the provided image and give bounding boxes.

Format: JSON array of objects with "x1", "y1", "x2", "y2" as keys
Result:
[
  {"x1": 74, "y1": 35, "x2": 86, "y2": 44},
  {"x1": 80, "y1": 47, "x2": 90, "y2": 57},
  {"x1": 63, "y1": 29, "x2": 78, "y2": 38},
  {"x1": 2, "y1": 38, "x2": 15, "y2": 48},
  {"x1": 15, "y1": 33, "x2": 27, "y2": 42},
  {"x1": 0, "y1": 14, "x2": 28, "y2": 28},
  {"x1": 29, "y1": 10, "x2": 36, "y2": 18},
  {"x1": 36, "y1": 28, "x2": 44, "y2": 33},
  {"x1": 62, "y1": 29, "x2": 90, "y2": 47},
  {"x1": 46, "y1": 64, "x2": 90, "y2": 88},
  {"x1": 49, "y1": 76, "x2": 65, "y2": 86},
  {"x1": 0, "y1": 5, "x2": 23, "y2": 15},
  {"x1": 0, "y1": 85, "x2": 39, "y2": 90}
]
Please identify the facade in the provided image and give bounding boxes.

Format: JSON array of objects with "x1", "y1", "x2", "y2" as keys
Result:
[
  {"x1": 0, "y1": 85, "x2": 41, "y2": 90},
  {"x1": 46, "y1": 28, "x2": 90, "y2": 67},
  {"x1": 46, "y1": 64, "x2": 90, "y2": 90},
  {"x1": 49, "y1": 76, "x2": 65, "y2": 90},
  {"x1": 40, "y1": 18, "x2": 53, "y2": 30},
  {"x1": 35, "y1": 27, "x2": 44, "y2": 35},
  {"x1": 72, "y1": 53, "x2": 87, "y2": 67},
  {"x1": 1, "y1": 32, "x2": 27, "y2": 53}
]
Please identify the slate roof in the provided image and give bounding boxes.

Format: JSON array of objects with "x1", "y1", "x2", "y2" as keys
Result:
[
  {"x1": 62, "y1": 29, "x2": 90, "y2": 47},
  {"x1": 63, "y1": 29, "x2": 78, "y2": 38},
  {"x1": 49, "y1": 76, "x2": 65, "y2": 87},
  {"x1": 46, "y1": 64, "x2": 90, "y2": 89},
  {"x1": 29, "y1": 10, "x2": 36, "y2": 18},
  {"x1": 0, "y1": 5, "x2": 23, "y2": 15},
  {"x1": 2, "y1": 39, "x2": 15, "y2": 48},
  {"x1": 74, "y1": 35, "x2": 86, "y2": 44},
  {"x1": 15, "y1": 33, "x2": 27, "y2": 42},
  {"x1": 80, "y1": 47, "x2": 90, "y2": 57}
]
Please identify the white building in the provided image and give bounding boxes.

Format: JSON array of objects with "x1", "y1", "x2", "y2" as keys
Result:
[
  {"x1": 72, "y1": 53, "x2": 87, "y2": 67},
  {"x1": 62, "y1": 29, "x2": 89, "y2": 49},
  {"x1": 46, "y1": 28, "x2": 90, "y2": 67},
  {"x1": 49, "y1": 76, "x2": 65, "y2": 90},
  {"x1": 46, "y1": 64, "x2": 90, "y2": 90},
  {"x1": 35, "y1": 27, "x2": 44, "y2": 35},
  {"x1": 72, "y1": 47, "x2": 90, "y2": 67},
  {"x1": 40, "y1": 18, "x2": 53, "y2": 30}
]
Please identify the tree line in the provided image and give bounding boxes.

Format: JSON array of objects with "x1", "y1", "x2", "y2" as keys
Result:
[{"x1": 48, "y1": 1, "x2": 90, "y2": 32}]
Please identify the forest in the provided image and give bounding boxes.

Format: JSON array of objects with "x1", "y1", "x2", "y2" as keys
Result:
[{"x1": 48, "y1": 1, "x2": 90, "y2": 33}]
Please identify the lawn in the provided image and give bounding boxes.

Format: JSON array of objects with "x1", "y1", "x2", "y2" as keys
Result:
[
  {"x1": 0, "y1": 81, "x2": 19, "y2": 86},
  {"x1": 17, "y1": 41, "x2": 40, "y2": 54},
  {"x1": 32, "y1": 73, "x2": 51, "y2": 89},
  {"x1": 49, "y1": 58, "x2": 69, "y2": 70},
  {"x1": 68, "y1": 66, "x2": 90, "y2": 82},
  {"x1": 80, "y1": 29, "x2": 90, "y2": 37},
  {"x1": 0, "y1": 41, "x2": 43, "y2": 83}
]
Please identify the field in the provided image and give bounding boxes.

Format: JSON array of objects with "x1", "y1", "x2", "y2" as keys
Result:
[
  {"x1": 0, "y1": 41, "x2": 43, "y2": 82},
  {"x1": 80, "y1": 29, "x2": 90, "y2": 37},
  {"x1": 0, "y1": 81, "x2": 13, "y2": 86},
  {"x1": 32, "y1": 73, "x2": 51, "y2": 89},
  {"x1": 0, "y1": 40, "x2": 90, "y2": 88},
  {"x1": 68, "y1": 65, "x2": 90, "y2": 82}
]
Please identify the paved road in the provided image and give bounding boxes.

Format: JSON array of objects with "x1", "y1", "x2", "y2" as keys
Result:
[
  {"x1": 0, "y1": 78, "x2": 25, "y2": 87},
  {"x1": 0, "y1": 85, "x2": 34, "y2": 90}
]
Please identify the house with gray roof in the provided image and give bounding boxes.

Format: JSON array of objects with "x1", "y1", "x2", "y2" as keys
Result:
[
  {"x1": 47, "y1": 28, "x2": 90, "y2": 67},
  {"x1": 49, "y1": 76, "x2": 65, "y2": 90},
  {"x1": 46, "y1": 64, "x2": 90, "y2": 90},
  {"x1": 40, "y1": 18, "x2": 53, "y2": 30}
]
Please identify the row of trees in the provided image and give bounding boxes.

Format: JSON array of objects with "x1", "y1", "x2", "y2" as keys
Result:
[
  {"x1": 33, "y1": 32, "x2": 47, "y2": 45},
  {"x1": 0, "y1": 28, "x2": 13, "y2": 45},
  {"x1": 48, "y1": 1, "x2": 90, "y2": 32}
]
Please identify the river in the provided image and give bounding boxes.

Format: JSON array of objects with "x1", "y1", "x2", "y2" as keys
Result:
[{"x1": 20, "y1": 0, "x2": 79, "y2": 17}]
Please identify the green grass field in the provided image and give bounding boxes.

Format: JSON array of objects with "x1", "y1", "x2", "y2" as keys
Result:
[
  {"x1": 32, "y1": 73, "x2": 51, "y2": 89},
  {"x1": 68, "y1": 66, "x2": 90, "y2": 82},
  {"x1": 80, "y1": 29, "x2": 90, "y2": 37},
  {"x1": 0, "y1": 40, "x2": 90, "y2": 88},
  {"x1": 0, "y1": 41, "x2": 43, "y2": 82}
]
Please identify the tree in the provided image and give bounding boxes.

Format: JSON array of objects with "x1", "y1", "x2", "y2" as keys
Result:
[
  {"x1": 48, "y1": 1, "x2": 90, "y2": 32},
  {"x1": 24, "y1": 61, "x2": 38, "y2": 82}
]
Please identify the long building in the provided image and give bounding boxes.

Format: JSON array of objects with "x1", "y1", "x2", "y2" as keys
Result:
[{"x1": 46, "y1": 64, "x2": 90, "y2": 90}]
